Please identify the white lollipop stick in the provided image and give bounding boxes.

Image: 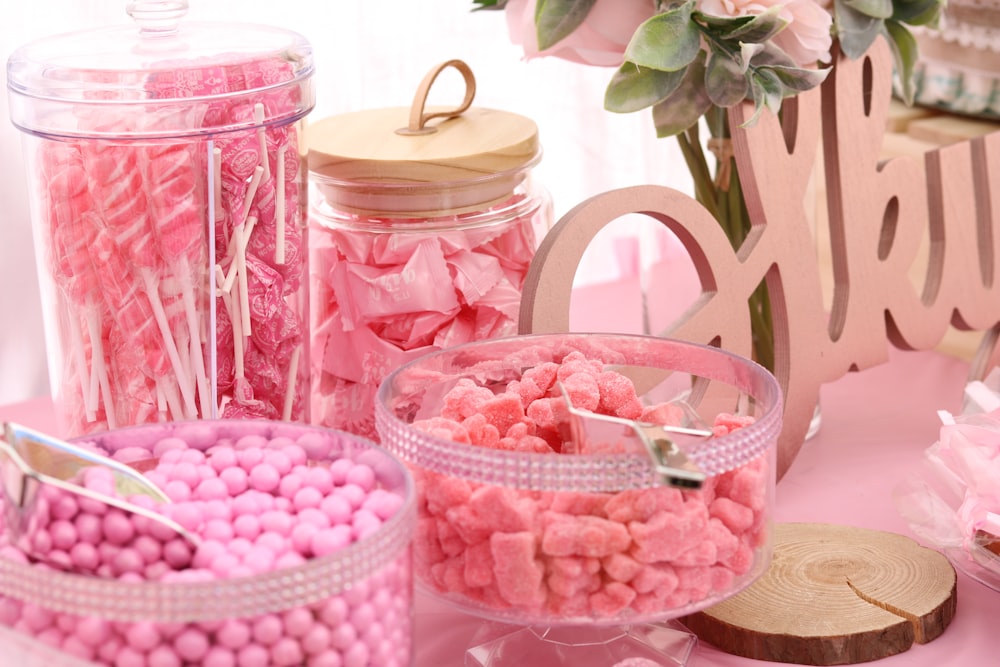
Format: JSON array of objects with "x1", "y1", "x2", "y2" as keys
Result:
[
  {"x1": 175, "y1": 257, "x2": 210, "y2": 417},
  {"x1": 282, "y1": 344, "x2": 301, "y2": 421},
  {"x1": 234, "y1": 216, "x2": 256, "y2": 337},
  {"x1": 221, "y1": 215, "x2": 257, "y2": 293},
  {"x1": 140, "y1": 268, "x2": 197, "y2": 418},
  {"x1": 86, "y1": 347, "x2": 100, "y2": 417},
  {"x1": 85, "y1": 307, "x2": 115, "y2": 429},
  {"x1": 275, "y1": 145, "x2": 287, "y2": 265},
  {"x1": 220, "y1": 288, "x2": 245, "y2": 380},
  {"x1": 239, "y1": 166, "x2": 265, "y2": 227},
  {"x1": 215, "y1": 264, "x2": 228, "y2": 296},
  {"x1": 213, "y1": 147, "x2": 224, "y2": 221},
  {"x1": 219, "y1": 232, "x2": 239, "y2": 293},
  {"x1": 254, "y1": 103, "x2": 271, "y2": 181},
  {"x1": 156, "y1": 381, "x2": 167, "y2": 422},
  {"x1": 157, "y1": 375, "x2": 185, "y2": 421},
  {"x1": 66, "y1": 313, "x2": 96, "y2": 422}
]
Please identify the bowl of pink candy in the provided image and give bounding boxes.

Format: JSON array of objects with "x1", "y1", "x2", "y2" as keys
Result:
[
  {"x1": 0, "y1": 420, "x2": 414, "y2": 667},
  {"x1": 375, "y1": 333, "x2": 782, "y2": 632}
]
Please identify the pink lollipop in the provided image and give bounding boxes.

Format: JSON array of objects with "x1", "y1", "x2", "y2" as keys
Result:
[
  {"x1": 92, "y1": 157, "x2": 199, "y2": 421},
  {"x1": 78, "y1": 139, "x2": 200, "y2": 419},
  {"x1": 143, "y1": 141, "x2": 212, "y2": 417},
  {"x1": 89, "y1": 228, "x2": 195, "y2": 422},
  {"x1": 40, "y1": 143, "x2": 115, "y2": 428}
]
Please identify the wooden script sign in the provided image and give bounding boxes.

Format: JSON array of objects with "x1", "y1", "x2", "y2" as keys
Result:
[{"x1": 519, "y1": 38, "x2": 1000, "y2": 479}]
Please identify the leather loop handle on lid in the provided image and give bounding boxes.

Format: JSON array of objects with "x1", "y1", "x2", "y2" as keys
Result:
[{"x1": 396, "y1": 60, "x2": 476, "y2": 136}]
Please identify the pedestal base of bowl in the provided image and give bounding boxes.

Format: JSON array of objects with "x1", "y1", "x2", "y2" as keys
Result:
[{"x1": 465, "y1": 619, "x2": 696, "y2": 667}]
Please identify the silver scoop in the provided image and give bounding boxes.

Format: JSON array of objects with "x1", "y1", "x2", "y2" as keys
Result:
[
  {"x1": 556, "y1": 383, "x2": 710, "y2": 489},
  {"x1": 0, "y1": 422, "x2": 200, "y2": 568}
]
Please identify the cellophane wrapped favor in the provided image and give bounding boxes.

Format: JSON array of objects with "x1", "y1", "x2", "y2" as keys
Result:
[{"x1": 896, "y1": 369, "x2": 1000, "y2": 590}]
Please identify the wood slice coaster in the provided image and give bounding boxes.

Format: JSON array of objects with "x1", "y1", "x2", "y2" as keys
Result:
[{"x1": 683, "y1": 523, "x2": 957, "y2": 665}]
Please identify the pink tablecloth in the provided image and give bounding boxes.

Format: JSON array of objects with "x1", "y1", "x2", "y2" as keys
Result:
[{"x1": 0, "y1": 347, "x2": 995, "y2": 666}]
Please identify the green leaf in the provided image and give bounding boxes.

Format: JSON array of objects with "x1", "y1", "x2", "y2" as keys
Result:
[
  {"x1": 884, "y1": 20, "x2": 919, "y2": 104},
  {"x1": 740, "y1": 42, "x2": 766, "y2": 71},
  {"x1": 748, "y1": 42, "x2": 829, "y2": 93},
  {"x1": 891, "y1": 0, "x2": 944, "y2": 26},
  {"x1": 605, "y1": 62, "x2": 688, "y2": 112},
  {"x1": 471, "y1": 0, "x2": 507, "y2": 10},
  {"x1": 835, "y1": 1, "x2": 884, "y2": 59},
  {"x1": 652, "y1": 54, "x2": 713, "y2": 137},
  {"x1": 705, "y1": 50, "x2": 749, "y2": 106},
  {"x1": 535, "y1": 0, "x2": 598, "y2": 51},
  {"x1": 696, "y1": 6, "x2": 788, "y2": 43},
  {"x1": 766, "y1": 63, "x2": 830, "y2": 92},
  {"x1": 841, "y1": 0, "x2": 893, "y2": 19},
  {"x1": 744, "y1": 68, "x2": 785, "y2": 126},
  {"x1": 626, "y1": 1, "x2": 702, "y2": 71}
]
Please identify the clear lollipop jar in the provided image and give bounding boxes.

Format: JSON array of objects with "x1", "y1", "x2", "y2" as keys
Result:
[
  {"x1": 0, "y1": 420, "x2": 415, "y2": 667},
  {"x1": 308, "y1": 60, "x2": 553, "y2": 441},
  {"x1": 6, "y1": 1, "x2": 315, "y2": 435},
  {"x1": 375, "y1": 333, "x2": 782, "y2": 630}
]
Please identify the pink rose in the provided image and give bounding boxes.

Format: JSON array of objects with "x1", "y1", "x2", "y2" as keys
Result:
[
  {"x1": 505, "y1": 0, "x2": 657, "y2": 67},
  {"x1": 697, "y1": 0, "x2": 833, "y2": 66}
]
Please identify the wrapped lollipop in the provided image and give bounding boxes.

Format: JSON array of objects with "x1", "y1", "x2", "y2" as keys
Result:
[{"x1": 7, "y1": 0, "x2": 314, "y2": 436}]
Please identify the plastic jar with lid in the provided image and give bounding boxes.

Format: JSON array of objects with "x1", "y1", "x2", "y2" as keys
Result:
[
  {"x1": 6, "y1": 1, "x2": 315, "y2": 435},
  {"x1": 307, "y1": 60, "x2": 553, "y2": 440}
]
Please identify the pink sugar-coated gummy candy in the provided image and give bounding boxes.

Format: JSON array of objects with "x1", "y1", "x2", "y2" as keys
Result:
[
  {"x1": 408, "y1": 352, "x2": 770, "y2": 621},
  {"x1": 713, "y1": 412, "x2": 757, "y2": 436},
  {"x1": 461, "y1": 413, "x2": 501, "y2": 448},
  {"x1": 604, "y1": 487, "x2": 683, "y2": 524},
  {"x1": 411, "y1": 416, "x2": 471, "y2": 444},
  {"x1": 639, "y1": 402, "x2": 685, "y2": 426},
  {"x1": 541, "y1": 513, "x2": 631, "y2": 558},
  {"x1": 596, "y1": 370, "x2": 644, "y2": 419},
  {"x1": 490, "y1": 532, "x2": 544, "y2": 607},
  {"x1": 559, "y1": 371, "x2": 600, "y2": 412},
  {"x1": 628, "y1": 501, "x2": 710, "y2": 564},
  {"x1": 441, "y1": 379, "x2": 495, "y2": 421},
  {"x1": 709, "y1": 497, "x2": 756, "y2": 533}
]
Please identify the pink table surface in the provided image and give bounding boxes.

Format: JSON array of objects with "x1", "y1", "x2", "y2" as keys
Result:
[{"x1": 0, "y1": 346, "x2": 995, "y2": 666}]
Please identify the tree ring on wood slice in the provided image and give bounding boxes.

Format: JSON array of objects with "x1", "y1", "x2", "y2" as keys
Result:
[{"x1": 683, "y1": 523, "x2": 957, "y2": 665}]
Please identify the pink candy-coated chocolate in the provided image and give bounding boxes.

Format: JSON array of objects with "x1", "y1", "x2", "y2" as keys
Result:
[
  {"x1": 407, "y1": 351, "x2": 771, "y2": 624},
  {"x1": 0, "y1": 423, "x2": 413, "y2": 667}
]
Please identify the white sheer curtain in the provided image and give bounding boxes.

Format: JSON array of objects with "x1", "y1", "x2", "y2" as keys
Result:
[{"x1": 0, "y1": 0, "x2": 691, "y2": 404}]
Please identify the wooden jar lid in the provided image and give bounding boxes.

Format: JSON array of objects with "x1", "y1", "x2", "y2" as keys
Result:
[{"x1": 307, "y1": 60, "x2": 540, "y2": 216}]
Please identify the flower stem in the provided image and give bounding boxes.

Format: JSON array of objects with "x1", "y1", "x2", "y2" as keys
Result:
[
  {"x1": 676, "y1": 126, "x2": 719, "y2": 222},
  {"x1": 677, "y1": 107, "x2": 776, "y2": 372}
]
